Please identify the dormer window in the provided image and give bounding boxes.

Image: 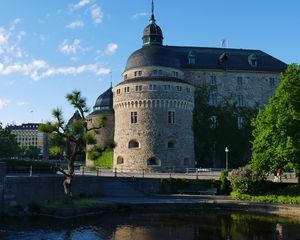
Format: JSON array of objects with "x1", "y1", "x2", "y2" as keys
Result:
[
  {"x1": 173, "y1": 71, "x2": 179, "y2": 78},
  {"x1": 124, "y1": 74, "x2": 127, "y2": 80},
  {"x1": 248, "y1": 54, "x2": 258, "y2": 67},
  {"x1": 134, "y1": 71, "x2": 143, "y2": 77},
  {"x1": 188, "y1": 51, "x2": 196, "y2": 65}
]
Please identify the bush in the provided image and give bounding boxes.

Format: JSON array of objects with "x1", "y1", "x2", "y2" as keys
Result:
[
  {"x1": 93, "y1": 150, "x2": 113, "y2": 168},
  {"x1": 230, "y1": 165, "x2": 265, "y2": 194},
  {"x1": 1, "y1": 159, "x2": 57, "y2": 173},
  {"x1": 219, "y1": 170, "x2": 231, "y2": 194}
]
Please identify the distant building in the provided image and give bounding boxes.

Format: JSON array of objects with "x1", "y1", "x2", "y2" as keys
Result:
[
  {"x1": 87, "y1": 5, "x2": 287, "y2": 172},
  {"x1": 8, "y1": 123, "x2": 49, "y2": 160}
]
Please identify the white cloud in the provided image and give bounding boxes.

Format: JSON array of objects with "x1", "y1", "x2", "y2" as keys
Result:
[
  {"x1": 132, "y1": 12, "x2": 148, "y2": 20},
  {"x1": 33, "y1": 64, "x2": 110, "y2": 80},
  {"x1": 16, "y1": 101, "x2": 27, "y2": 106},
  {"x1": 105, "y1": 43, "x2": 118, "y2": 55},
  {"x1": 66, "y1": 20, "x2": 84, "y2": 29},
  {"x1": 73, "y1": 0, "x2": 90, "y2": 9},
  {"x1": 0, "y1": 59, "x2": 47, "y2": 76},
  {"x1": 10, "y1": 18, "x2": 21, "y2": 31},
  {"x1": 91, "y1": 5, "x2": 103, "y2": 24},
  {"x1": 0, "y1": 28, "x2": 9, "y2": 45},
  {"x1": 0, "y1": 60, "x2": 110, "y2": 81},
  {"x1": 0, "y1": 99, "x2": 10, "y2": 110},
  {"x1": 59, "y1": 39, "x2": 87, "y2": 55}
]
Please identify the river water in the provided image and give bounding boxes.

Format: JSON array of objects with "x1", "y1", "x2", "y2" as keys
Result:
[{"x1": 0, "y1": 211, "x2": 299, "y2": 240}]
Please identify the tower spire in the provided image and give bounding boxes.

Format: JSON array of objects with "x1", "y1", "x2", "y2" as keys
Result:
[
  {"x1": 152, "y1": 0, "x2": 154, "y2": 15},
  {"x1": 150, "y1": 0, "x2": 155, "y2": 23}
]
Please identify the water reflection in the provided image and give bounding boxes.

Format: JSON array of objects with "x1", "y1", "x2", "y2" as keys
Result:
[{"x1": 0, "y1": 212, "x2": 299, "y2": 240}]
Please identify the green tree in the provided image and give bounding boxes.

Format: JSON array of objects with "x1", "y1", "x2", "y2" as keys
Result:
[
  {"x1": 251, "y1": 64, "x2": 300, "y2": 183},
  {"x1": 25, "y1": 146, "x2": 41, "y2": 160},
  {"x1": 39, "y1": 90, "x2": 106, "y2": 197},
  {"x1": 0, "y1": 123, "x2": 20, "y2": 158},
  {"x1": 193, "y1": 87, "x2": 257, "y2": 168}
]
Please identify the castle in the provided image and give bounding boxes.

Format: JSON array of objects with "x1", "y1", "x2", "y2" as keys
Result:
[{"x1": 86, "y1": 5, "x2": 286, "y2": 172}]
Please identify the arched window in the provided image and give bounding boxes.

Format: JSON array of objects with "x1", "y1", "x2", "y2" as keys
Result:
[
  {"x1": 168, "y1": 140, "x2": 176, "y2": 149},
  {"x1": 147, "y1": 157, "x2": 160, "y2": 166},
  {"x1": 128, "y1": 139, "x2": 140, "y2": 149},
  {"x1": 117, "y1": 156, "x2": 124, "y2": 165}
]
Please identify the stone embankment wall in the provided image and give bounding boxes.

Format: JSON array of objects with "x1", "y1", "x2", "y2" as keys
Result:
[{"x1": 1, "y1": 173, "x2": 161, "y2": 213}]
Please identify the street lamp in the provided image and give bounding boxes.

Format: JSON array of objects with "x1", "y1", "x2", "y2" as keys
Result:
[{"x1": 225, "y1": 147, "x2": 229, "y2": 171}]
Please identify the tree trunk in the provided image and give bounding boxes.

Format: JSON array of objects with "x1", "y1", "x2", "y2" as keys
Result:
[{"x1": 63, "y1": 158, "x2": 75, "y2": 197}]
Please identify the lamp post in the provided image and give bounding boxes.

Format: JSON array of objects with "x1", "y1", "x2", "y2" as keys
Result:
[{"x1": 225, "y1": 147, "x2": 229, "y2": 171}]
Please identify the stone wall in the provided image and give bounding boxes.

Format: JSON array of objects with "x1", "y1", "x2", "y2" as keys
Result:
[
  {"x1": 113, "y1": 80, "x2": 195, "y2": 172},
  {"x1": 0, "y1": 163, "x2": 5, "y2": 214},
  {"x1": 184, "y1": 69, "x2": 280, "y2": 107},
  {"x1": 3, "y1": 175, "x2": 161, "y2": 211}
]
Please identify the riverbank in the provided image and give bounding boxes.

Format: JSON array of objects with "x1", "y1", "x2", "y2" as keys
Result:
[{"x1": 34, "y1": 195, "x2": 300, "y2": 220}]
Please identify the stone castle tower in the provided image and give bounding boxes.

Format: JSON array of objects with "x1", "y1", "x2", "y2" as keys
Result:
[{"x1": 112, "y1": 12, "x2": 195, "y2": 172}]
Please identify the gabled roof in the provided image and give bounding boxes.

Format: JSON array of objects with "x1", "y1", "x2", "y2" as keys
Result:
[{"x1": 125, "y1": 45, "x2": 287, "y2": 72}]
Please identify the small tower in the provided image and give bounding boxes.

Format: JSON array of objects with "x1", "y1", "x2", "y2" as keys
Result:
[
  {"x1": 86, "y1": 87, "x2": 115, "y2": 167},
  {"x1": 142, "y1": 1, "x2": 163, "y2": 46}
]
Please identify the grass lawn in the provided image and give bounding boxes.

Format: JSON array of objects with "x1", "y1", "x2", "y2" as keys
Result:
[{"x1": 231, "y1": 185, "x2": 300, "y2": 204}]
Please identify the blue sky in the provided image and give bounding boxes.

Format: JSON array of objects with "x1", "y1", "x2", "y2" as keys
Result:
[{"x1": 0, "y1": 0, "x2": 299, "y2": 126}]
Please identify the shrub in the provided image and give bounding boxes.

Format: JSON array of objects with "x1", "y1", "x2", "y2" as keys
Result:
[
  {"x1": 230, "y1": 165, "x2": 265, "y2": 194},
  {"x1": 219, "y1": 170, "x2": 231, "y2": 194}
]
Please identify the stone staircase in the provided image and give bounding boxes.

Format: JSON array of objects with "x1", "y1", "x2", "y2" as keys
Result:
[{"x1": 100, "y1": 177, "x2": 145, "y2": 197}]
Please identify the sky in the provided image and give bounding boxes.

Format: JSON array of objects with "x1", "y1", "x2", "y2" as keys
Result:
[{"x1": 0, "y1": 0, "x2": 299, "y2": 126}]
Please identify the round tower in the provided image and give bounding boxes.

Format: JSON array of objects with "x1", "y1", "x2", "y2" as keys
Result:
[
  {"x1": 113, "y1": 8, "x2": 195, "y2": 172},
  {"x1": 86, "y1": 87, "x2": 114, "y2": 167}
]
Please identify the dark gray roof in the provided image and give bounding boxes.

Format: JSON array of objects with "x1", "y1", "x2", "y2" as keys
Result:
[
  {"x1": 125, "y1": 45, "x2": 287, "y2": 72},
  {"x1": 116, "y1": 76, "x2": 190, "y2": 86},
  {"x1": 90, "y1": 87, "x2": 113, "y2": 115}
]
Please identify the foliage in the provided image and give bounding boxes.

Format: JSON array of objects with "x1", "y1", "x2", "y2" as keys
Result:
[
  {"x1": 2, "y1": 159, "x2": 56, "y2": 173},
  {"x1": 251, "y1": 64, "x2": 300, "y2": 183},
  {"x1": 231, "y1": 192, "x2": 300, "y2": 204},
  {"x1": 24, "y1": 146, "x2": 41, "y2": 159},
  {"x1": 230, "y1": 165, "x2": 265, "y2": 194},
  {"x1": 219, "y1": 170, "x2": 231, "y2": 194},
  {"x1": 159, "y1": 178, "x2": 220, "y2": 194},
  {"x1": 39, "y1": 90, "x2": 107, "y2": 197},
  {"x1": 45, "y1": 198, "x2": 106, "y2": 208},
  {"x1": 91, "y1": 150, "x2": 113, "y2": 168},
  {"x1": 0, "y1": 123, "x2": 20, "y2": 158},
  {"x1": 193, "y1": 87, "x2": 258, "y2": 168}
]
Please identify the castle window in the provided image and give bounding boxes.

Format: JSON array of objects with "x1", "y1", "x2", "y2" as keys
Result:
[
  {"x1": 186, "y1": 87, "x2": 190, "y2": 93},
  {"x1": 248, "y1": 54, "x2": 258, "y2": 67},
  {"x1": 117, "y1": 156, "x2": 124, "y2": 164},
  {"x1": 135, "y1": 85, "x2": 143, "y2": 92},
  {"x1": 237, "y1": 95, "x2": 244, "y2": 106},
  {"x1": 128, "y1": 140, "x2": 140, "y2": 149},
  {"x1": 269, "y1": 77, "x2": 275, "y2": 87},
  {"x1": 237, "y1": 116, "x2": 244, "y2": 129},
  {"x1": 131, "y1": 112, "x2": 137, "y2": 123},
  {"x1": 124, "y1": 74, "x2": 127, "y2": 80},
  {"x1": 163, "y1": 85, "x2": 171, "y2": 91},
  {"x1": 147, "y1": 157, "x2": 160, "y2": 166},
  {"x1": 188, "y1": 51, "x2": 196, "y2": 65},
  {"x1": 167, "y1": 140, "x2": 176, "y2": 148},
  {"x1": 149, "y1": 84, "x2": 157, "y2": 91},
  {"x1": 209, "y1": 93, "x2": 218, "y2": 106},
  {"x1": 124, "y1": 87, "x2": 130, "y2": 93},
  {"x1": 168, "y1": 111, "x2": 175, "y2": 124},
  {"x1": 210, "y1": 75, "x2": 217, "y2": 85},
  {"x1": 237, "y1": 76, "x2": 243, "y2": 86},
  {"x1": 134, "y1": 71, "x2": 143, "y2": 77},
  {"x1": 173, "y1": 71, "x2": 179, "y2": 78},
  {"x1": 210, "y1": 116, "x2": 217, "y2": 128},
  {"x1": 153, "y1": 69, "x2": 162, "y2": 76},
  {"x1": 176, "y1": 86, "x2": 182, "y2": 92}
]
